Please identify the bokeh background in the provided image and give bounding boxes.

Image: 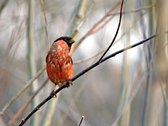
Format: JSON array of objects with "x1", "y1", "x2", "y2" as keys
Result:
[{"x1": 0, "y1": 0, "x2": 168, "y2": 126}]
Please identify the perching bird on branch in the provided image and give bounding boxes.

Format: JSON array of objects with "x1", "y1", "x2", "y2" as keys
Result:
[{"x1": 46, "y1": 36, "x2": 74, "y2": 87}]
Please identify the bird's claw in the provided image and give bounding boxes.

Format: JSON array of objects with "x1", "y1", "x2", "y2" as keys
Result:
[
  {"x1": 68, "y1": 80, "x2": 73, "y2": 86},
  {"x1": 64, "y1": 80, "x2": 73, "y2": 88}
]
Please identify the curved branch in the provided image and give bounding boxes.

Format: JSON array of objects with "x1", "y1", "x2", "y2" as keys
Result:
[
  {"x1": 98, "y1": 0, "x2": 125, "y2": 62},
  {"x1": 18, "y1": 34, "x2": 156, "y2": 126}
]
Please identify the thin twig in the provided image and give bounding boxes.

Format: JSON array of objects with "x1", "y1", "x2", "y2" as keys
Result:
[
  {"x1": 0, "y1": 0, "x2": 9, "y2": 15},
  {"x1": 74, "y1": 9, "x2": 148, "y2": 65},
  {"x1": 109, "y1": 4, "x2": 154, "y2": 16},
  {"x1": 98, "y1": 0, "x2": 124, "y2": 62},
  {"x1": 70, "y1": 0, "x2": 95, "y2": 55},
  {"x1": 41, "y1": 93, "x2": 60, "y2": 126},
  {"x1": 7, "y1": 79, "x2": 48, "y2": 126},
  {"x1": 160, "y1": 81, "x2": 168, "y2": 107},
  {"x1": 18, "y1": 34, "x2": 156, "y2": 126},
  {"x1": 40, "y1": 0, "x2": 49, "y2": 45},
  {"x1": 74, "y1": 3, "x2": 151, "y2": 54},
  {"x1": 78, "y1": 116, "x2": 85, "y2": 126},
  {"x1": 111, "y1": 72, "x2": 147, "y2": 126},
  {"x1": 74, "y1": 49, "x2": 104, "y2": 65},
  {"x1": 1, "y1": 68, "x2": 45, "y2": 114},
  {"x1": 27, "y1": 0, "x2": 40, "y2": 125},
  {"x1": 69, "y1": 0, "x2": 89, "y2": 37},
  {"x1": 73, "y1": 1, "x2": 120, "y2": 52}
]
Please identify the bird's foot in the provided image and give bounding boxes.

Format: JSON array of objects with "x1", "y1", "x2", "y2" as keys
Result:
[
  {"x1": 65, "y1": 80, "x2": 73, "y2": 88},
  {"x1": 68, "y1": 80, "x2": 73, "y2": 86}
]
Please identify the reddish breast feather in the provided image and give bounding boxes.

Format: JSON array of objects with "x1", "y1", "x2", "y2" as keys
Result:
[{"x1": 46, "y1": 40, "x2": 73, "y2": 85}]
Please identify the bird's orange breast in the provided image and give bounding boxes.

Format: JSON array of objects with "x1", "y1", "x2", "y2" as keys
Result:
[{"x1": 46, "y1": 40, "x2": 74, "y2": 86}]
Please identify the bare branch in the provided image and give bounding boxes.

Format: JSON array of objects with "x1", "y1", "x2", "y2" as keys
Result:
[
  {"x1": 98, "y1": 0, "x2": 124, "y2": 62},
  {"x1": 73, "y1": 1, "x2": 120, "y2": 52},
  {"x1": 78, "y1": 116, "x2": 85, "y2": 126},
  {"x1": 1, "y1": 68, "x2": 45, "y2": 114},
  {"x1": 18, "y1": 34, "x2": 156, "y2": 126},
  {"x1": 7, "y1": 79, "x2": 48, "y2": 126}
]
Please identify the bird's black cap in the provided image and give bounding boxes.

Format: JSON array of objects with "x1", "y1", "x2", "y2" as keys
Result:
[{"x1": 54, "y1": 36, "x2": 75, "y2": 47}]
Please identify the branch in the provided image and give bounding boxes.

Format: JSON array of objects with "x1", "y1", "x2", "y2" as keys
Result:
[
  {"x1": 27, "y1": 0, "x2": 40, "y2": 125},
  {"x1": 109, "y1": 4, "x2": 154, "y2": 16},
  {"x1": 69, "y1": 0, "x2": 92, "y2": 54},
  {"x1": 1, "y1": 68, "x2": 45, "y2": 114},
  {"x1": 40, "y1": 0, "x2": 49, "y2": 44},
  {"x1": 73, "y1": 1, "x2": 120, "y2": 52},
  {"x1": 7, "y1": 79, "x2": 48, "y2": 126},
  {"x1": 74, "y1": 49, "x2": 104, "y2": 65},
  {"x1": 98, "y1": 0, "x2": 124, "y2": 62},
  {"x1": 78, "y1": 116, "x2": 85, "y2": 126},
  {"x1": 0, "y1": 0, "x2": 9, "y2": 15},
  {"x1": 18, "y1": 34, "x2": 156, "y2": 126}
]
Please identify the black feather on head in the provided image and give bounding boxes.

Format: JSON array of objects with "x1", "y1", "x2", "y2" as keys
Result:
[{"x1": 54, "y1": 36, "x2": 75, "y2": 47}]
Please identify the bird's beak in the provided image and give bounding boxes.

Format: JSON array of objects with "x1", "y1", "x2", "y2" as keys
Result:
[{"x1": 70, "y1": 39, "x2": 75, "y2": 46}]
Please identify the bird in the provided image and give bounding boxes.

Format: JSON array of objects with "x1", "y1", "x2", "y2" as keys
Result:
[{"x1": 46, "y1": 36, "x2": 75, "y2": 87}]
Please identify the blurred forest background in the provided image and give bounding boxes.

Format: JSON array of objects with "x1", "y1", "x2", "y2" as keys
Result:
[{"x1": 0, "y1": 0, "x2": 168, "y2": 126}]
